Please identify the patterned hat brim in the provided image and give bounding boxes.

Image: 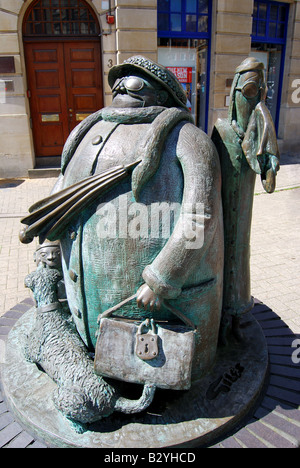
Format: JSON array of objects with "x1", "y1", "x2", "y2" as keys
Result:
[{"x1": 108, "y1": 57, "x2": 189, "y2": 110}]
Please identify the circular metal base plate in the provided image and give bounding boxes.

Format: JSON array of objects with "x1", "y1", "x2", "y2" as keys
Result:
[{"x1": 1, "y1": 308, "x2": 268, "y2": 448}]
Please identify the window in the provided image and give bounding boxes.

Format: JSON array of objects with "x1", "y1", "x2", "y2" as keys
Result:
[
  {"x1": 251, "y1": 1, "x2": 289, "y2": 132},
  {"x1": 157, "y1": 0, "x2": 211, "y2": 131},
  {"x1": 158, "y1": 0, "x2": 209, "y2": 38},
  {"x1": 23, "y1": 0, "x2": 100, "y2": 37},
  {"x1": 252, "y1": 0, "x2": 288, "y2": 43}
]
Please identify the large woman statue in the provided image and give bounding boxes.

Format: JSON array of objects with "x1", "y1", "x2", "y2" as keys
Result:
[{"x1": 20, "y1": 57, "x2": 224, "y2": 422}]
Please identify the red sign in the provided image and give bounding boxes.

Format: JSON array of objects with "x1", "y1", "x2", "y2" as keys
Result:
[{"x1": 167, "y1": 67, "x2": 193, "y2": 83}]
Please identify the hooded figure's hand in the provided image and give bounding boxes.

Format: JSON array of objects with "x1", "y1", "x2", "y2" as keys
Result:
[{"x1": 260, "y1": 154, "x2": 280, "y2": 193}]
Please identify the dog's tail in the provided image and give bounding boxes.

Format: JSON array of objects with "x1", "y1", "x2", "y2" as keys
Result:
[{"x1": 114, "y1": 383, "x2": 156, "y2": 414}]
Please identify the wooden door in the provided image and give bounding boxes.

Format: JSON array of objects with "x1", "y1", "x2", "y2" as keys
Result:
[
  {"x1": 24, "y1": 40, "x2": 103, "y2": 159},
  {"x1": 64, "y1": 42, "x2": 103, "y2": 133}
]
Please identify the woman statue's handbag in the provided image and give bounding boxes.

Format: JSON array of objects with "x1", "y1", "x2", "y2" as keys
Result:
[{"x1": 94, "y1": 294, "x2": 196, "y2": 391}]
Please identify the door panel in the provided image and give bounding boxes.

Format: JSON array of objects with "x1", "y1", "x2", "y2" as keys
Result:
[
  {"x1": 24, "y1": 40, "x2": 103, "y2": 159},
  {"x1": 69, "y1": 47, "x2": 95, "y2": 62},
  {"x1": 71, "y1": 69, "x2": 96, "y2": 87},
  {"x1": 64, "y1": 42, "x2": 103, "y2": 131},
  {"x1": 74, "y1": 94, "x2": 96, "y2": 110},
  {"x1": 35, "y1": 69, "x2": 61, "y2": 88},
  {"x1": 33, "y1": 48, "x2": 58, "y2": 63},
  {"x1": 39, "y1": 95, "x2": 62, "y2": 112},
  {"x1": 41, "y1": 124, "x2": 65, "y2": 147},
  {"x1": 24, "y1": 42, "x2": 69, "y2": 158}
]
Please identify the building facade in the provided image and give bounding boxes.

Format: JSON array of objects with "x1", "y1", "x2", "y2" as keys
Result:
[{"x1": 0, "y1": 0, "x2": 299, "y2": 177}]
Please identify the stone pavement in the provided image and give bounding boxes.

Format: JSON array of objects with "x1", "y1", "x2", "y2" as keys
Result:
[
  {"x1": 0, "y1": 177, "x2": 58, "y2": 314},
  {"x1": 0, "y1": 152, "x2": 299, "y2": 448},
  {"x1": 251, "y1": 152, "x2": 300, "y2": 335}
]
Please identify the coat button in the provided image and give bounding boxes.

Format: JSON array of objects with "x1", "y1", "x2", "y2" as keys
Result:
[
  {"x1": 74, "y1": 308, "x2": 82, "y2": 319},
  {"x1": 69, "y1": 229, "x2": 77, "y2": 240},
  {"x1": 92, "y1": 135, "x2": 103, "y2": 145},
  {"x1": 69, "y1": 269, "x2": 78, "y2": 282}
]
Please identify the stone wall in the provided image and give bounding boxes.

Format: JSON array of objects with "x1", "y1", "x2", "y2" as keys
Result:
[
  {"x1": 208, "y1": 0, "x2": 254, "y2": 134},
  {"x1": 99, "y1": 0, "x2": 158, "y2": 107},
  {"x1": 0, "y1": 0, "x2": 34, "y2": 177}
]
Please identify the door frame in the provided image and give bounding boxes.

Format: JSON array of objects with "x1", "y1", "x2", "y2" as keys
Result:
[
  {"x1": 19, "y1": 0, "x2": 103, "y2": 167},
  {"x1": 23, "y1": 39, "x2": 103, "y2": 163}
]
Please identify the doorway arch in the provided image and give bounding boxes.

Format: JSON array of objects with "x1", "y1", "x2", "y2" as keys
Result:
[{"x1": 23, "y1": 0, "x2": 103, "y2": 164}]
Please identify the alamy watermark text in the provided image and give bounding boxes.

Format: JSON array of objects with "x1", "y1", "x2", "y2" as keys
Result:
[{"x1": 95, "y1": 194, "x2": 205, "y2": 250}]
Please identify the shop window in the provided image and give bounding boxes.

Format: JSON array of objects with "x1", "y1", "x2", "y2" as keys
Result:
[
  {"x1": 157, "y1": 0, "x2": 211, "y2": 131},
  {"x1": 251, "y1": 0, "x2": 289, "y2": 132}
]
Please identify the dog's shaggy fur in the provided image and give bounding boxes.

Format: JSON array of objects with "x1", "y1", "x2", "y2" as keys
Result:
[{"x1": 24, "y1": 266, "x2": 155, "y2": 426}]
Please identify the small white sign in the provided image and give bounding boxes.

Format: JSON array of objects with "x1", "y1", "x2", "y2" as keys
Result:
[{"x1": 0, "y1": 79, "x2": 6, "y2": 104}]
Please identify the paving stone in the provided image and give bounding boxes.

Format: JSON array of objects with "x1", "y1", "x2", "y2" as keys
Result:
[
  {"x1": 263, "y1": 328, "x2": 295, "y2": 337},
  {"x1": 233, "y1": 427, "x2": 269, "y2": 448},
  {"x1": 268, "y1": 345, "x2": 297, "y2": 356},
  {"x1": 21, "y1": 298, "x2": 35, "y2": 306},
  {"x1": 0, "y1": 422, "x2": 23, "y2": 448},
  {"x1": 259, "y1": 412, "x2": 300, "y2": 445},
  {"x1": 266, "y1": 385, "x2": 300, "y2": 407},
  {"x1": 4, "y1": 431, "x2": 34, "y2": 448},
  {"x1": 0, "y1": 327, "x2": 11, "y2": 337},
  {"x1": 260, "y1": 396, "x2": 296, "y2": 412},
  {"x1": 2, "y1": 310, "x2": 24, "y2": 320},
  {"x1": 0, "y1": 401, "x2": 8, "y2": 414},
  {"x1": 254, "y1": 406, "x2": 273, "y2": 420},
  {"x1": 219, "y1": 437, "x2": 243, "y2": 448},
  {"x1": 0, "y1": 412, "x2": 14, "y2": 431},
  {"x1": 269, "y1": 375, "x2": 300, "y2": 392},
  {"x1": 27, "y1": 440, "x2": 47, "y2": 448},
  {"x1": 9, "y1": 303, "x2": 32, "y2": 313},
  {"x1": 267, "y1": 337, "x2": 300, "y2": 346},
  {"x1": 254, "y1": 311, "x2": 282, "y2": 321},
  {"x1": 259, "y1": 319, "x2": 290, "y2": 329},
  {"x1": 273, "y1": 407, "x2": 300, "y2": 424},
  {"x1": 269, "y1": 354, "x2": 299, "y2": 367},
  {"x1": 270, "y1": 363, "x2": 300, "y2": 379},
  {"x1": 0, "y1": 317, "x2": 17, "y2": 327},
  {"x1": 246, "y1": 420, "x2": 297, "y2": 448}
]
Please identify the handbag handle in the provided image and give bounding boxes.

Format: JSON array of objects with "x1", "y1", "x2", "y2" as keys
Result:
[{"x1": 98, "y1": 293, "x2": 196, "y2": 330}]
